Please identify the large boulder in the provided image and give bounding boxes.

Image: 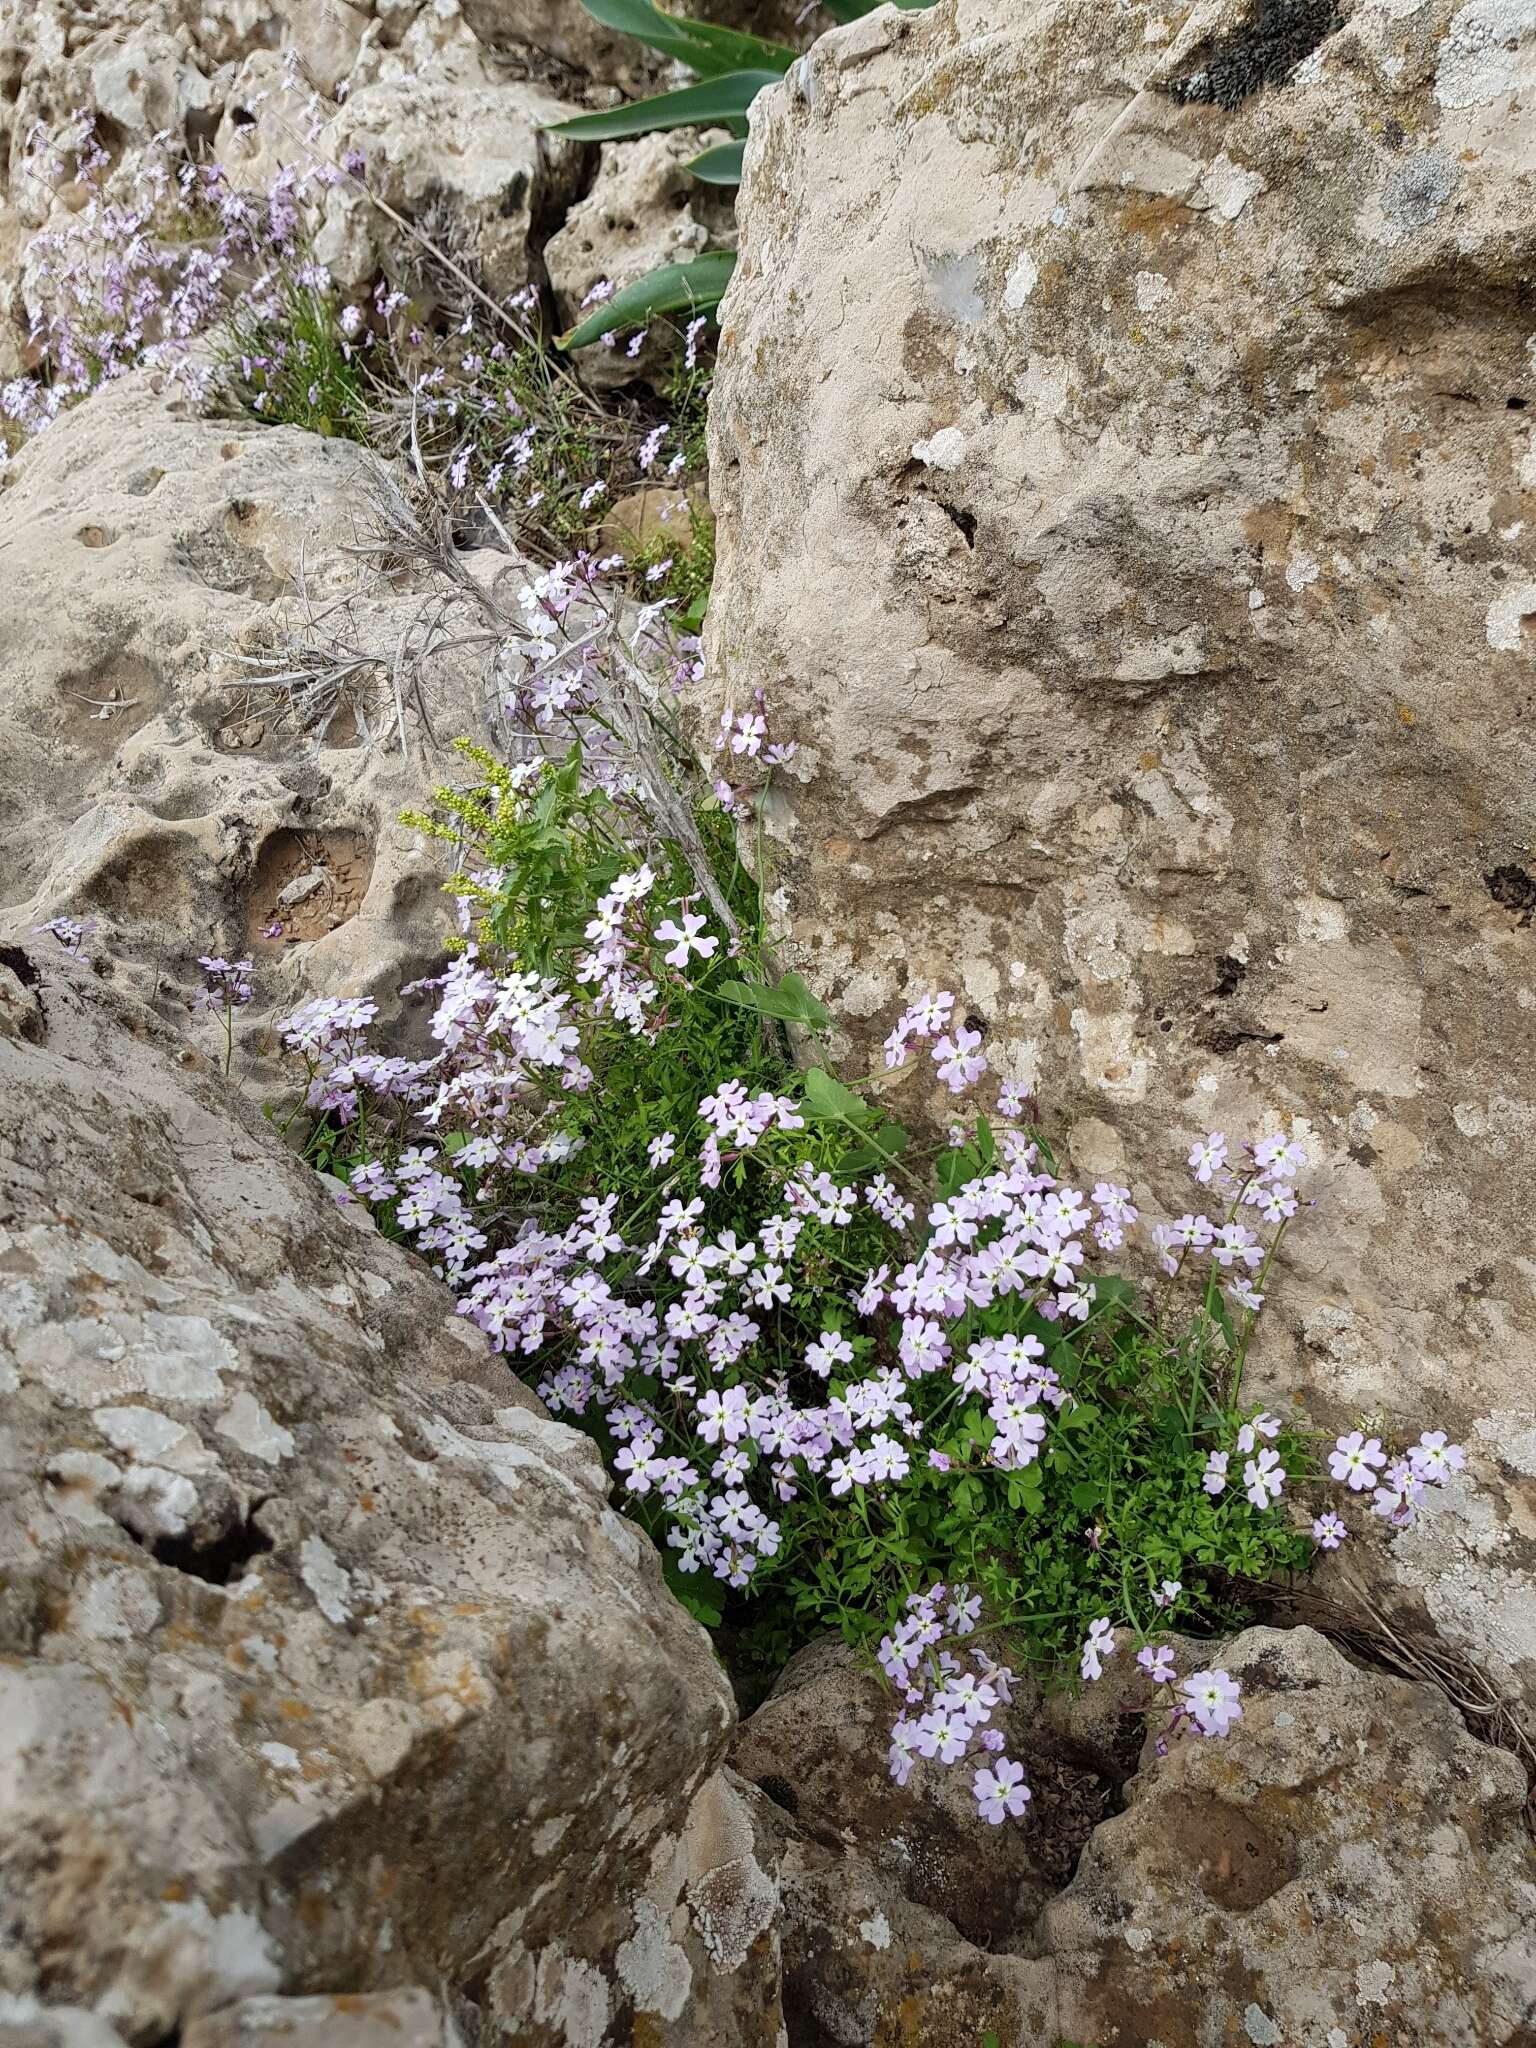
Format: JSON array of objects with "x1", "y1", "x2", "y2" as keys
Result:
[
  {"x1": 707, "y1": 0, "x2": 1536, "y2": 1714},
  {"x1": 764, "y1": 1627, "x2": 1536, "y2": 2047},
  {"x1": 734, "y1": 1635, "x2": 1113, "y2": 1945},
  {"x1": 0, "y1": 373, "x2": 482, "y2": 1088},
  {"x1": 0, "y1": 947, "x2": 741, "y2": 2042}
]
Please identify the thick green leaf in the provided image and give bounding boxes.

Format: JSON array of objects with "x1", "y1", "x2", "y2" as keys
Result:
[
  {"x1": 935, "y1": 1144, "x2": 981, "y2": 1200},
  {"x1": 575, "y1": 0, "x2": 796, "y2": 77},
  {"x1": 802, "y1": 1067, "x2": 867, "y2": 1122},
  {"x1": 548, "y1": 69, "x2": 779, "y2": 142},
  {"x1": 557, "y1": 249, "x2": 736, "y2": 349},
  {"x1": 837, "y1": 1122, "x2": 906, "y2": 1176},
  {"x1": 714, "y1": 970, "x2": 830, "y2": 1029},
  {"x1": 688, "y1": 138, "x2": 746, "y2": 184},
  {"x1": 821, "y1": 0, "x2": 938, "y2": 16}
]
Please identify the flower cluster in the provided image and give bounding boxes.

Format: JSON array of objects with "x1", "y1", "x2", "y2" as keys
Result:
[
  {"x1": 879, "y1": 1585, "x2": 1029, "y2": 1820},
  {"x1": 195, "y1": 955, "x2": 254, "y2": 1010},
  {"x1": 1147, "y1": 1128, "x2": 1307, "y2": 1315},
  {"x1": 272, "y1": 596, "x2": 1470, "y2": 1829},
  {"x1": 6, "y1": 118, "x2": 714, "y2": 599}
]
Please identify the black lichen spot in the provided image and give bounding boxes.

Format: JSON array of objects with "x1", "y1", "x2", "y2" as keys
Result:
[
  {"x1": 0, "y1": 944, "x2": 39, "y2": 988},
  {"x1": 1168, "y1": 0, "x2": 1344, "y2": 110},
  {"x1": 1210, "y1": 954, "x2": 1247, "y2": 998},
  {"x1": 1486, "y1": 863, "x2": 1536, "y2": 926},
  {"x1": 755, "y1": 1772, "x2": 800, "y2": 1815},
  {"x1": 148, "y1": 1506, "x2": 274, "y2": 1586}
]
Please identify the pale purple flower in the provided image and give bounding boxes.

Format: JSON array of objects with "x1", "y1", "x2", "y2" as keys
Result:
[
  {"x1": 33, "y1": 914, "x2": 97, "y2": 958},
  {"x1": 973, "y1": 1755, "x2": 1031, "y2": 1824},
  {"x1": 654, "y1": 912, "x2": 718, "y2": 970},
  {"x1": 1181, "y1": 1668, "x2": 1242, "y2": 1737},
  {"x1": 1312, "y1": 1511, "x2": 1347, "y2": 1549},
  {"x1": 1409, "y1": 1431, "x2": 1465, "y2": 1484},
  {"x1": 1080, "y1": 1617, "x2": 1116, "y2": 1682},
  {"x1": 1137, "y1": 1643, "x2": 1176, "y2": 1685},
  {"x1": 933, "y1": 1025, "x2": 987, "y2": 1094},
  {"x1": 1243, "y1": 1447, "x2": 1285, "y2": 1510},
  {"x1": 1202, "y1": 1450, "x2": 1229, "y2": 1496},
  {"x1": 1188, "y1": 1132, "x2": 1228, "y2": 1184},
  {"x1": 1329, "y1": 1431, "x2": 1387, "y2": 1492}
]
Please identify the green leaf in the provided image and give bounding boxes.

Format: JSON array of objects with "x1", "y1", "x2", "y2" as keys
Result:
[
  {"x1": 573, "y1": 0, "x2": 796, "y2": 76},
  {"x1": 1069, "y1": 1481, "x2": 1104, "y2": 1512},
  {"x1": 836, "y1": 1120, "x2": 906, "y2": 1176},
  {"x1": 714, "y1": 970, "x2": 830, "y2": 1029},
  {"x1": 821, "y1": 0, "x2": 939, "y2": 16},
  {"x1": 935, "y1": 1145, "x2": 981, "y2": 1200},
  {"x1": 802, "y1": 1067, "x2": 867, "y2": 1122},
  {"x1": 1210, "y1": 1287, "x2": 1239, "y2": 1351},
  {"x1": 688, "y1": 138, "x2": 746, "y2": 184},
  {"x1": 558, "y1": 250, "x2": 736, "y2": 349},
  {"x1": 547, "y1": 69, "x2": 780, "y2": 142}
]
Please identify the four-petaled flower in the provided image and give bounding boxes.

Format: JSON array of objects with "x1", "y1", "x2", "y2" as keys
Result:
[
  {"x1": 1181, "y1": 1668, "x2": 1243, "y2": 1737},
  {"x1": 973, "y1": 1755, "x2": 1031, "y2": 1824},
  {"x1": 1328, "y1": 1431, "x2": 1387, "y2": 1492},
  {"x1": 1080, "y1": 1617, "x2": 1116, "y2": 1682},
  {"x1": 653, "y1": 911, "x2": 719, "y2": 970},
  {"x1": 1188, "y1": 1132, "x2": 1227, "y2": 1184}
]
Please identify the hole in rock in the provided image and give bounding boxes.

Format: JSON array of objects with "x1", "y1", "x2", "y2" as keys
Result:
[
  {"x1": 246, "y1": 825, "x2": 375, "y2": 951},
  {"x1": 1210, "y1": 954, "x2": 1247, "y2": 998},
  {"x1": 1486, "y1": 863, "x2": 1536, "y2": 925},
  {"x1": 0, "y1": 945, "x2": 41, "y2": 989},
  {"x1": 1168, "y1": 0, "x2": 1344, "y2": 109},
  {"x1": 149, "y1": 1511, "x2": 274, "y2": 1586},
  {"x1": 1196, "y1": 1022, "x2": 1284, "y2": 1055},
  {"x1": 1509, "y1": 396, "x2": 1528, "y2": 410},
  {"x1": 938, "y1": 500, "x2": 977, "y2": 547},
  {"x1": 756, "y1": 1772, "x2": 799, "y2": 1815},
  {"x1": 1148, "y1": 1789, "x2": 1296, "y2": 1910},
  {"x1": 53, "y1": 651, "x2": 166, "y2": 754}
]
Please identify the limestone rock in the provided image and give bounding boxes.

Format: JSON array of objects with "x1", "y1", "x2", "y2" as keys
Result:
[
  {"x1": 765, "y1": 1627, "x2": 1536, "y2": 2047},
  {"x1": 546, "y1": 129, "x2": 736, "y2": 391},
  {"x1": 312, "y1": 82, "x2": 586, "y2": 303},
  {"x1": 483, "y1": 1768, "x2": 786, "y2": 2043},
  {"x1": 598, "y1": 481, "x2": 711, "y2": 555},
  {"x1": 180, "y1": 1991, "x2": 459, "y2": 2048},
  {"x1": 1045, "y1": 1626, "x2": 1536, "y2": 2047},
  {"x1": 0, "y1": 954, "x2": 736, "y2": 2043},
  {"x1": 460, "y1": 0, "x2": 817, "y2": 94},
  {"x1": 734, "y1": 1635, "x2": 1111, "y2": 1943},
  {"x1": 459, "y1": 0, "x2": 676, "y2": 94},
  {"x1": 708, "y1": 0, "x2": 1536, "y2": 1716},
  {"x1": 0, "y1": 373, "x2": 485, "y2": 1089}
]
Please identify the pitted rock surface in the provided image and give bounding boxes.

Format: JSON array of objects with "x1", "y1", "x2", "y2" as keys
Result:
[
  {"x1": 0, "y1": 953, "x2": 737, "y2": 2043},
  {"x1": 708, "y1": 0, "x2": 1536, "y2": 1720}
]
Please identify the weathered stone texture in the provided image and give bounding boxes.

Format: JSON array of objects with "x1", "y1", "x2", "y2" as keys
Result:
[
  {"x1": 0, "y1": 374, "x2": 481, "y2": 1086},
  {"x1": 708, "y1": 0, "x2": 1536, "y2": 1711},
  {"x1": 0, "y1": 953, "x2": 737, "y2": 2042},
  {"x1": 757, "y1": 1627, "x2": 1536, "y2": 2047}
]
